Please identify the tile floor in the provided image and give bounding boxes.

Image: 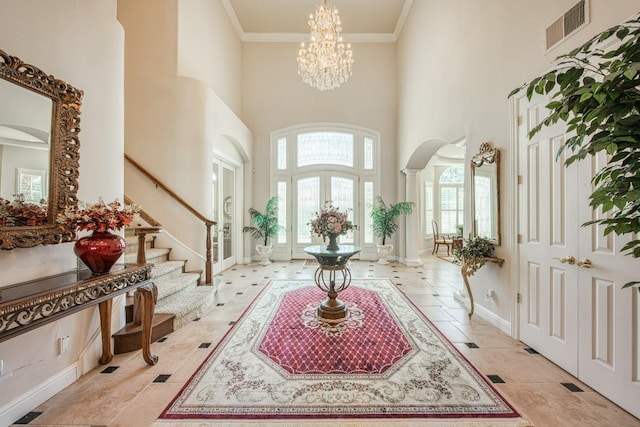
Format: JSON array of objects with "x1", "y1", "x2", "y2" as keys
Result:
[{"x1": 12, "y1": 257, "x2": 640, "y2": 427}]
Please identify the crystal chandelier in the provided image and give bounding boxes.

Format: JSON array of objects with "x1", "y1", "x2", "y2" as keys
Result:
[{"x1": 297, "y1": 0, "x2": 354, "y2": 91}]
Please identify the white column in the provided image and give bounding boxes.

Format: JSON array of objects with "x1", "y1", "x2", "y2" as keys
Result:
[{"x1": 403, "y1": 168, "x2": 423, "y2": 267}]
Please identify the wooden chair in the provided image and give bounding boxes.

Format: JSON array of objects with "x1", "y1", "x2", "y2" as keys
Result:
[{"x1": 432, "y1": 220, "x2": 454, "y2": 255}]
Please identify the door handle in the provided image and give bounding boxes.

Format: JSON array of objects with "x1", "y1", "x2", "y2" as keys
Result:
[
  {"x1": 553, "y1": 256, "x2": 576, "y2": 265},
  {"x1": 577, "y1": 258, "x2": 593, "y2": 268}
]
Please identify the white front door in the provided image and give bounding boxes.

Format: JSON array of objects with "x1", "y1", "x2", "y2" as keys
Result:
[
  {"x1": 516, "y1": 94, "x2": 640, "y2": 418},
  {"x1": 292, "y1": 172, "x2": 356, "y2": 258}
]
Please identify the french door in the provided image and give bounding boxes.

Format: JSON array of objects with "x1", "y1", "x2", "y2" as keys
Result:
[
  {"x1": 516, "y1": 93, "x2": 640, "y2": 418},
  {"x1": 292, "y1": 171, "x2": 357, "y2": 258},
  {"x1": 212, "y1": 160, "x2": 237, "y2": 272}
]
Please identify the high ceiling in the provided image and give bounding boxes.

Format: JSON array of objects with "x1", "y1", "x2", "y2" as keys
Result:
[{"x1": 223, "y1": 0, "x2": 413, "y2": 42}]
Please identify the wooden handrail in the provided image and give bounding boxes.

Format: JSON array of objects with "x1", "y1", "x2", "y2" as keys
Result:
[
  {"x1": 125, "y1": 154, "x2": 216, "y2": 284},
  {"x1": 124, "y1": 195, "x2": 162, "y2": 227}
]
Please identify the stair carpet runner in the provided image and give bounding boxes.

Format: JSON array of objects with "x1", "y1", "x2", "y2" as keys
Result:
[{"x1": 123, "y1": 232, "x2": 218, "y2": 330}]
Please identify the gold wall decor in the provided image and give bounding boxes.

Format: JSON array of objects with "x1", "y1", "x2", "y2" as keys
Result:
[{"x1": 0, "y1": 48, "x2": 83, "y2": 249}]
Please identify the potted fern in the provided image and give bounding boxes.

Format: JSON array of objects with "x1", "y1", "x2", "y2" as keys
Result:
[
  {"x1": 453, "y1": 235, "x2": 495, "y2": 264},
  {"x1": 370, "y1": 196, "x2": 414, "y2": 264},
  {"x1": 243, "y1": 196, "x2": 280, "y2": 265}
]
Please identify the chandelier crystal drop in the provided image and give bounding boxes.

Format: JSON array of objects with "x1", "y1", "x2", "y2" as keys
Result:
[{"x1": 297, "y1": 0, "x2": 354, "y2": 91}]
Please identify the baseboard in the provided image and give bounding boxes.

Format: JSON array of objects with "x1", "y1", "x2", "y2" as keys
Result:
[
  {"x1": 453, "y1": 291, "x2": 511, "y2": 335},
  {"x1": 0, "y1": 363, "x2": 78, "y2": 426}
]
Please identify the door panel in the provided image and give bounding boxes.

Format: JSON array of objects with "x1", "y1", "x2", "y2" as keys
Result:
[
  {"x1": 576, "y1": 150, "x2": 640, "y2": 417},
  {"x1": 518, "y1": 94, "x2": 579, "y2": 375}
]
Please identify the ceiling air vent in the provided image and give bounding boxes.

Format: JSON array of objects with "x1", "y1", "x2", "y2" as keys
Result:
[{"x1": 545, "y1": 0, "x2": 589, "y2": 51}]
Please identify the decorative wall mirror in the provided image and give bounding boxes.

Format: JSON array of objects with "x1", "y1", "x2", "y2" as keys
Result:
[
  {"x1": 470, "y1": 142, "x2": 500, "y2": 245},
  {"x1": 0, "y1": 49, "x2": 82, "y2": 249}
]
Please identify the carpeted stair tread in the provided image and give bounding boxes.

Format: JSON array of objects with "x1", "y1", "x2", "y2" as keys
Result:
[
  {"x1": 155, "y1": 286, "x2": 217, "y2": 329},
  {"x1": 150, "y1": 260, "x2": 186, "y2": 280},
  {"x1": 124, "y1": 247, "x2": 170, "y2": 264},
  {"x1": 154, "y1": 272, "x2": 201, "y2": 301}
]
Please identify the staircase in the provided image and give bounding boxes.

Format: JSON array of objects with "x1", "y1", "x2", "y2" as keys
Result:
[{"x1": 113, "y1": 228, "x2": 218, "y2": 354}]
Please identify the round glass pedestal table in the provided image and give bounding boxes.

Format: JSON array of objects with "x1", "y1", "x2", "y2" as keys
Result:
[{"x1": 303, "y1": 245, "x2": 362, "y2": 323}]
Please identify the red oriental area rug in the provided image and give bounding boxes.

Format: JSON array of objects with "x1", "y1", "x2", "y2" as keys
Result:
[{"x1": 160, "y1": 279, "x2": 526, "y2": 423}]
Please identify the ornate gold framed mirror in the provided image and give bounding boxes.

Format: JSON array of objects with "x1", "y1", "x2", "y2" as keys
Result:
[
  {"x1": 0, "y1": 49, "x2": 82, "y2": 249},
  {"x1": 470, "y1": 142, "x2": 500, "y2": 245}
]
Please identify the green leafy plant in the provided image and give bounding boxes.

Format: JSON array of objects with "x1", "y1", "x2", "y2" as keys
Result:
[
  {"x1": 454, "y1": 235, "x2": 495, "y2": 263},
  {"x1": 509, "y1": 15, "x2": 640, "y2": 288},
  {"x1": 242, "y1": 196, "x2": 280, "y2": 246},
  {"x1": 369, "y1": 196, "x2": 414, "y2": 245}
]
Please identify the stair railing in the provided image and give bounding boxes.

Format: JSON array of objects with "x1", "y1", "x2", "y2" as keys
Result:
[{"x1": 125, "y1": 154, "x2": 216, "y2": 284}]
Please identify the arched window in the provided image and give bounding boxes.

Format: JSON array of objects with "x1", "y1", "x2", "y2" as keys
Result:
[{"x1": 271, "y1": 124, "x2": 379, "y2": 260}]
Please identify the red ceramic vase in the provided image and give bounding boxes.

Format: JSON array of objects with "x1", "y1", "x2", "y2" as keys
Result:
[{"x1": 74, "y1": 231, "x2": 126, "y2": 275}]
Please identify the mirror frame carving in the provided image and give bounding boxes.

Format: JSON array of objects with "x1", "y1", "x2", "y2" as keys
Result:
[
  {"x1": 470, "y1": 142, "x2": 501, "y2": 245},
  {"x1": 0, "y1": 49, "x2": 82, "y2": 249}
]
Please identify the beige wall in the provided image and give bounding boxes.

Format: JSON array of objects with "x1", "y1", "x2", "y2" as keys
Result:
[
  {"x1": 241, "y1": 42, "x2": 399, "y2": 250},
  {"x1": 119, "y1": 0, "x2": 251, "y2": 267},
  {"x1": 396, "y1": 0, "x2": 640, "y2": 324},
  {"x1": 0, "y1": 0, "x2": 125, "y2": 423},
  {"x1": 177, "y1": 0, "x2": 243, "y2": 115}
]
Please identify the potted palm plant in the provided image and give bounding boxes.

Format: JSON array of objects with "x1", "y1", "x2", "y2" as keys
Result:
[
  {"x1": 242, "y1": 196, "x2": 280, "y2": 265},
  {"x1": 370, "y1": 196, "x2": 414, "y2": 264}
]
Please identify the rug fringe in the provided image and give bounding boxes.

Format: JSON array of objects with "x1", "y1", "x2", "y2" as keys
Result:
[{"x1": 152, "y1": 418, "x2": 533, "y2": 427}]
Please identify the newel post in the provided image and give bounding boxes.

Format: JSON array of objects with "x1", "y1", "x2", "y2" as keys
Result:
[{"x1": 205, "y1": 222, "x2": 213, "y2": 284}]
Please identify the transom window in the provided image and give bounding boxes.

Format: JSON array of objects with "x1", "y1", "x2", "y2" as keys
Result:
[{"x1": 297, "y1": 132, "x2": 354, "y2": 167}]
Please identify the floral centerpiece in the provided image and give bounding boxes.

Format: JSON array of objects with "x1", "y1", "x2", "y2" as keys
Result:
[
  {"x1": 56, "y1": 198, "x2": 140, "y2": 275},
  {"x1": 309, "y1": 202, "x2": 356, "y2": 250},
  {"x1": 56, "y1": 198, "x2": 140, "y2": 232}
]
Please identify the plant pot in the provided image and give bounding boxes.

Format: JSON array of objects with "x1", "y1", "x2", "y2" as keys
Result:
[
  {"x1": 74, "y1": 231, "x2": 126, "y2": 275},
  {"x1": 256, "y1": 244, "x2": 273, "y2": 266},
  {"x1": 376, "y1": 243, "x2": 394, "y2": 265}
]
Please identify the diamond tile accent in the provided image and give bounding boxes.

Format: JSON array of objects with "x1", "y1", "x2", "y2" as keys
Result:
[
  {"x1": 562, "y1": 382, "x2": 584, "y2": 392},
  {"x1": 487, "y1": 375, "x2": 505, "y2": 383},
  {"x1": 154, "y1": 374, "x2": 171, "y2": 383},
  {"x1": 257, "y1": 286, "x2": 413, "y2": 375},
  {"x1": 101, "y1": 366, "x2": 119, "y2": 374},
  {"x1": 14, "y1": 411, "x2": 42, "y2": 424}
]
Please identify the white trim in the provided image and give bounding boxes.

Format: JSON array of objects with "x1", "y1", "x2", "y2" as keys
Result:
[
  {"x1": 0, "y1": 363, "x2": 78, "y2": 426},
  {"x1": 454, "y1": 291, "x2": 511, "y2": 335},
  {"x1": 509, "y1": 91, "x2": 521, "y2": 340}
]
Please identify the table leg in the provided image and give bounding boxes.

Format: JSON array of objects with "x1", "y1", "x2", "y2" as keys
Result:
[
  {"x1": 98, "y1": 299, "x2": 113, "y2": 365},
  {"x1": 461, "y1": 265, "x2": 475, "y2": 318},
  {"x1": 315, "y1": 266, "x2": 351, "y2": 323},
  {"x1": 137, "y1": 283, "x2": 158, "y2": 365}
]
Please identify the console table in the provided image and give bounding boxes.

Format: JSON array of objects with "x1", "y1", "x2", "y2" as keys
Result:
[
  {"x1": 0, "y1": 264, "x2": 158, "y2": 365},
  {"x1": 460, "y1": 257, "x2": 504, "y2": 318},
  {"x1": 304, "y1": 245, "x2": 361, "y2": 323}
]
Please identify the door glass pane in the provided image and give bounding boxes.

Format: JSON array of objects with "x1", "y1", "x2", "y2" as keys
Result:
[
  {"x1": 222, "y1": 166, "x2": 234, "y2": 260},
  {"x1": 297, "y1": 177, "x2": 319, "y2": 244},
  {"x1": 277, "y1": 181, "x2": 287, "y2": 244},
  {"x1": 297, "y1": 132, "x2": 354, "y2": 167},
  {"x1": 364, "y1": 181, "x2": 374, "y2": 244},
  {"x1": 212, "y1": 163, "x2": 219, "y2": 263},
  {"x1": 331, "y1": 176, "x2": 354, "y2": 243}
]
